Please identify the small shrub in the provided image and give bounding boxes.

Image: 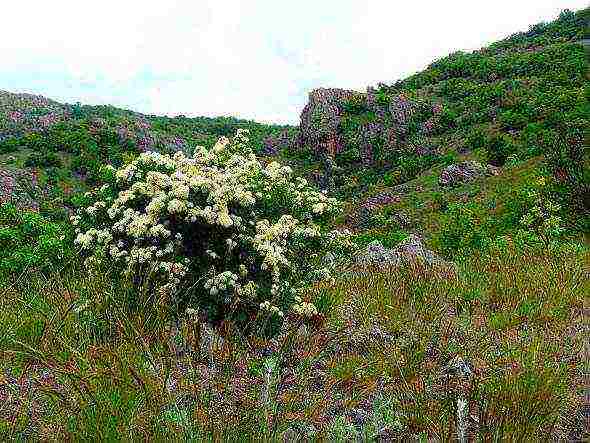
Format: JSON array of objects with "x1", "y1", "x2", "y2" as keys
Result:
[
  {"x1": 0, "y1": 136, "x2": 23, "y2": 154},
  {"x1": 485, "y1": 133, "x2": 518, "y2": 166},
  {"x1": 0, "y1": 203, "x2": 73, "y2": 277},
  {"x1": 25, "y1": 151, "x2": 62, "y2": 168}
]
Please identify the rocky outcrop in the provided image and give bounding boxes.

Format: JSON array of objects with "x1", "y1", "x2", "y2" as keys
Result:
[
  {"x1": 439, "y1": 161, "x2": 500, "y2": 187},
  {"x1": 0, "y1": 90, "x2": 68, "y2": 138},
  {"x1": 353, "y1": 235, "x2": 456, "y2": 276},
  {"x1": 296, "y1": 86, "x2": 448, "y2": 167},
  {"x1": 387, "y1": 93, "x2": 416, "y2": 147},
  {"x1": 261, "y1": 129, "x2": 296, "y2": 156},
  {"x1": 0, "y1": 168, "x2": 42, "y2": 210},
  {"x1": 296, "y1": 88, "x2": 358, "y2": 157}
]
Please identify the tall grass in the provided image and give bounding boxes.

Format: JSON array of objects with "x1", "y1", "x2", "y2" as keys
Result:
[{"x1": 0, "y1": 242, "x2": 587, "y2": 440}]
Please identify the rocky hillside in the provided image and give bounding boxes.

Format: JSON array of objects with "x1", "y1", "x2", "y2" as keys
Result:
[
  {"x1": 268, "y1": 7, "x2": 588, "y2": 250},
  {"x1": 0, "y1": 90, "x2": 297, "y2": 213},
  {"x1": 279, "y1": 8, "x2": 588, "y2": 197}
]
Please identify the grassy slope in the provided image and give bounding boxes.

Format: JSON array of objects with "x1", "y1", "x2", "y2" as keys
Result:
[
  {"x1": 279, "y1": 7, "x2": 589, "y2": 251},
  {"x1": 0, "y1": 244, "x2": 586, "y2": 439}
]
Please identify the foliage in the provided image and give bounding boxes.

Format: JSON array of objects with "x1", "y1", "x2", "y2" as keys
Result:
[
  {"x1": 484, "y1": 133, "x2": 518, "y2": 166},
  {"x1": 0, "y1": 203, "x2": 73, "y2": 277},
  {"x1": 1, "y1": 241, "x2": 585, "y2": 440},
  {"x1": 25, "y1": 150, "x2": 62, "y2": 168},
  {"x1": 72, "y1": 130, "x2": 354, "y2": 331},
  {"x1": 436, "y1": 202, "x2": 494, "y2": 256}
]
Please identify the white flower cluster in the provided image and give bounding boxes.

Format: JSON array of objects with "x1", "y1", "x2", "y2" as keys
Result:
[
  {"x1": 73, "y1": 129, "x2": 349, "y2": 320},
  {"x1": 204, "y1": 271, "x2": 239, "y2": 297},
  {"x1": 292, "y1": 301, "x2": 318, "y2": 318},
  {"x1": 260, "y1": 300, "x2": 284, "y2": 317}
]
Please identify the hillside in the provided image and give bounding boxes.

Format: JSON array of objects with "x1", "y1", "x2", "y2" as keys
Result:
[
  {"x1": 0, "y1": 90, "x2": 297, "y2": 213},
  {"x1": 265, "y1": 7, "x2": 589, "y2": 255},
  {"x1": 0, "y1": 7, "x2": 588, "y2": 441}
]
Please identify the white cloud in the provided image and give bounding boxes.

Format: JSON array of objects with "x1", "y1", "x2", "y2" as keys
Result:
[{"x1": 0, "y1": 0, "x2": 587, "y2": 124}]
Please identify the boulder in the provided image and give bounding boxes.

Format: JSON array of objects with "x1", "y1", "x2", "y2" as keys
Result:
[
  {"x1": 353, "y1": 235, "x2": 455, "y2": 275},
  {"x1": 362, "y1": 191, "x2": 401, "y2": 211},
  {"x1": 354, "y1": 239, "x2": 402, "y2": 267},
  {"x1": 439, "y1": 161, "x2": 500, "y2": 187}
]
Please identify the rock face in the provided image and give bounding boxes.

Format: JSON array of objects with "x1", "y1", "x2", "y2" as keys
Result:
[
  {"x1": 296, "y1": 87, "x2": 447, "y2": 166},
  {"x1": 0, "y1": 90, "x2": 68, "y2": 138},
  {"x1": 261, "y1": 129, "x2": 296, "y2": 156},
  {"x1": 296, "y1": 88, "x2": 357, "y2": 157},
  {"x1": 353, "y1": 235, "x2": 455, "y2": 275},
  {"x1": 387, "y1": 92, "x2": 416, "y2": 146},
  {"x1": 439, "y1": 161, "x2": 500, "y2": 187}
]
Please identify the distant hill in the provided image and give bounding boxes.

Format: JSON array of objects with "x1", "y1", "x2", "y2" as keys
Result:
[{"x1": 0, "y1": 90, "x2": 297, "y2": 214}]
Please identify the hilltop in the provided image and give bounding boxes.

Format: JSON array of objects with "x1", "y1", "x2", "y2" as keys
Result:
[{"x1": 0, "y1": 89, "x2": 296, "y2": 211}]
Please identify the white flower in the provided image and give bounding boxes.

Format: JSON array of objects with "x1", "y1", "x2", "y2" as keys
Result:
[
  {"x1": 218, "y1": 211, "x2": 233, "y2": 228},
  {"x1": 74, "y1": 129, "x2": 344, "y2": 316},
  {"x1": 167, "y1": 199, "x2": 187, "y2": 214}
]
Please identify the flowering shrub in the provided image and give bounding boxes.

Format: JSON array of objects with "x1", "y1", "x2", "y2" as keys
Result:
[
  {"x1": 72, "y1": 129, "x2": 354, "y2": 329},
  {"x1": 516, "y1": 177, "x2": 565, "y2": 246}
]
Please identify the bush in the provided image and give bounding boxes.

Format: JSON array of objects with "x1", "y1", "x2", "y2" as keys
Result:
[
  {"x1": 0, "y1": 203, "x2": 73, "y2": 277},
  {"x1": 499, "y1": 109, "x2": 530, "y2": 130},
  {"x1": 0, "y1": 136, "x2": 22, "y2": 154},
  {"x1": 542, "y1": 117, "x2": 589, "y2": 214},
  {"x1": 465, "y1": 126, "x2": 488, "y2": 151},
  {"x1": 485, "y1": 133, "x2": 518, "y2": 166},
  {"x1": 72, "y1": 130, "x2": 354, "y2": 332},
  {"x1": 351, "y1": 228, "x2": 408, "y2": 249},
  {"x1": 25, "y1": 151, "x2": 62, "y2": 168},
  {"x1": 512, "y1": 176, "x2": 566, "y2": 247}
]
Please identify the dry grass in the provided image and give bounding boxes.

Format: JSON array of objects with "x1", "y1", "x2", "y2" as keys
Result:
[{"x1": 0, "y1": 242, "x2": 587, "y2": 440}]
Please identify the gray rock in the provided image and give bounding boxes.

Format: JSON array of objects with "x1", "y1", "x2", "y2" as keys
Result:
[
  {"x1": 354, "y1": 240, "x2": 402, "y2": 267},
  {"x1": 439, "y1": 161, "x2": 500, "y2": 187},
  {"x1": 353, "y1": 235, "x2": 455, "y2": 275},
  {"x1": 445, "y1": 356, "x2": 473, "y2": 379},
  {"x1": 392, "y1": 234, "x2": 438, "y2": 265}
]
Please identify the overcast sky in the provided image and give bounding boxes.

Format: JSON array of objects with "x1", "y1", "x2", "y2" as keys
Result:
[{"x1": 1, "y1": 1, "x2": 586, "y2": 124}]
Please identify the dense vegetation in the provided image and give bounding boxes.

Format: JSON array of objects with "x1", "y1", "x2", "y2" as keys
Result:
[{"x1": 0, "y1": 7, "x2": 588, "y2": 441}]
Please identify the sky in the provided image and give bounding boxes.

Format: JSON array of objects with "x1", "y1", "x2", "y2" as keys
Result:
[{"x1": 0, "y1": 1, "x2": 587, "y2": 125}]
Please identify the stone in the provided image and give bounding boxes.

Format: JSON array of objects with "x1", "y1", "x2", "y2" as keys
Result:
[
  {"x1": 354, "y1": 240, "x2": 402, "y2": 267},
  {"x1": 362, "y1": 192, "x2": 400, "y2": 211},
  {"x1": 353, "y1": 235, "x2": 456, "y2": 276},
  {"x1": 296, "y1": 88, "x2": 358, "y2": 157},
  {"x1": 439, "y1": 161, "x2": 500, "y2": 187}
]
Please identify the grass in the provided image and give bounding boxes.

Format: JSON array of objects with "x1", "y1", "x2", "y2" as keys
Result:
[{"x1": 0, "y1": 241, "x2": 586, "y2": 440}]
